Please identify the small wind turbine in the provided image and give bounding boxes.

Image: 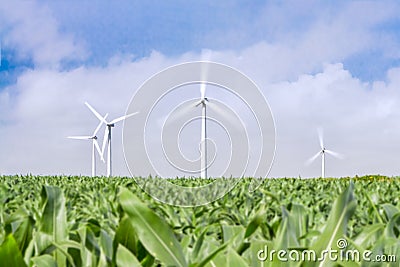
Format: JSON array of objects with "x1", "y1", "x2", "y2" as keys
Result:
[
  {"x1": 196, "y1": 83, "x2": 208, "y2": 179},
  {"x1": 306, "y1": 129, "x2": 342, "y2": 178},
  {"x1": 85, "y1": 102, "x2": 138, "y2": 177},
  {"x1": 67, "y1": 114, "x2": 108, "y2": 177}
]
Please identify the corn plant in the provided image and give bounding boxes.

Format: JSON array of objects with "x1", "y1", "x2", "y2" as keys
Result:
[{"x1": 0, "y1": 175, "x2": 399, "y2": 266}]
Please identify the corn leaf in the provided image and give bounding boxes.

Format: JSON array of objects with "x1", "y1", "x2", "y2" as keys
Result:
[
  {"x1": 38, "y1": 186, "x2": 68, "y2": 266},
  {"x1": 119, "y1": 188, "x2": 187, "y2": 267},
  {"x1": 116, "y1": 244, "x2": 141, "y2": 267},
  {"x1": 309, "y1": 183, "x2": 357, "y2": 267},
  {"x1": 0, "y1": 234, "x2": 27, "y2": 267},
  {"x1": 30, "y1": 255, "x2": 57, "y2": 267}
]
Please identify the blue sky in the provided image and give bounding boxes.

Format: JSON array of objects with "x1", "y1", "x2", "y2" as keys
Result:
[
  {"x1": 2, "y1": 1, "x2": 400, "y2": 79},
  {"x1": 1, "y1": 1, "x2": 400, "y2": 177}
]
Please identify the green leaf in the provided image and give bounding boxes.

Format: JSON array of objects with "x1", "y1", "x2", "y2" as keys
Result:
[
  {"x1": 192, "y1": 228, "x2": 207, "y2": 261},
  {"x1": 84, "y1": 225, "x2": 101, "y2": 265},
  {"x1": 222, "y1": 225, "x2": 244, "y2": 244},
  {"x1": 113, "y1": 215, "x2": 137, "y2": 258},
  {"x1": 244, "y1": 209, "x2": 265, "y2": 239},
  {"x1": 248, "y1": 240, "x2": 273, "y2": 267},
  {"x1": 382, "y1": 204, "x2": 400, "y2": 221},
  {"x1": 38, "y1": 185, "x2": 68, "y2": 267},
  {"x1": 192, "y1": 241, "x2": 229, "y2": 267},
  {"x1": 75, "y1": 227, "x2": 93, "y2": 267},
  {"x1": 0, "y1": 234, "x2": 27, "y2": 267},
  {"x1": 364, "y1": 191, "x2": 384, "y2": 224},
  {"x1": 50, "y1": 241, "x2": 78, "y2": 267},
  {"x1": 288, "y1": 204, "x2": 308, "y2": 246},
  {"x1": 309, "y1": 183, "x2": 357, "y2": 266},
  {"x1": 227, "y1": 248, "x2": 248, "y2": 267},
  {"x1": 99, "y1": 229, "x2": 113, "y2": 263},
  {"x1": 383, "y1": 213, "x2": 400, "y2": 239},
  {"x1": 119, "y1": 188, "x2": 187, "y2": 267},
  {"x1": 30, "y1": 255, "x2": 57, "y2": 267},
  {"x1": 5, "y1": 208, "x2": 35, "y2": 255},
  {"x1": 116, "y1": 244, "x2": 141, "y2": 267},
  {"x1": 39, "y1": 186, "x2": 68, "y2": 241},
  {"x1": 273, "y1": 207, "x2": 300, "y2": 249},
  {"x1": 353, "y1": 223, "x2": 385, "y2": 249}
]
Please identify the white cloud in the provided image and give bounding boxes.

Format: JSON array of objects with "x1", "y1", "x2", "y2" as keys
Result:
[
  {"x1": 1, "y1": 46, "x2": 400, "y2": 177},
  {"x1": 0, "y1": 1, "x2": 86, "y2": 68},
  {"x1": 266, "y1": 63, "x2": 400, "y2": 177}
]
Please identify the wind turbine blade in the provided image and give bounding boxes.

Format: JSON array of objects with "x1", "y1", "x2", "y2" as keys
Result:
[
  {"x1": 85, "y1": 102, "x2": 108, "y2": 124},
  {"x1": 102, "y1": 126, "x2": 109, "y2": 155},
  {"x1": 306, "y1": 151, "x2": 321, "y2": 165},
  {"x1": 325, "y1": 149, "x2": 343, "y2": 159},
  {"x1": 93, "y1": 139, "x2": 104, "y2": 162},
  {"x1": 93, "y1": 113, "x2": 108, "y2": 136},
  {"x1": 165, "y1": 101, "x2": 198, "y2": 126},
  {"x1": 317, "y1": 128, "x2": 324, "y2": 149},
  {"x1": 208, "y1": 102, "x2": 241, "y2": 128},
  {"x1": 67, "y1": 136, "x2": 91, "y2": 140},
  {"x1": 194, "y1": 99, "x2": 203, "y2": 107},
  {"x1": 109, "y1": 111, "x2": 139, "y2": 124}
]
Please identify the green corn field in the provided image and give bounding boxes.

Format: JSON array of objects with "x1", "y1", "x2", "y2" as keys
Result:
[{"x1": 0, "y1": 175, "x2": 399, "y2": 267}]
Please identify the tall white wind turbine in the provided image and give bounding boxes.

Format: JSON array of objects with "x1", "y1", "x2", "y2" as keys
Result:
[
  {"x1": 168, "y1": 82, "x2": 239, "y2": 179},
  {"x1": 67, "y1": 114, "x2": 108, "y2": 177},
  {"x1": 85, "y1": 102, "x2": 138, "y2": 177},
  {"x1": 306, "y1": 129, "x2": 342, "y2": 178},
  {"x1": 196, "y1": 83, "x2": 208, "y2": 179}
]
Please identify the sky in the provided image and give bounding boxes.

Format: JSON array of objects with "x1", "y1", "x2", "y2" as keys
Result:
[{"x1": 1, "y1": 1, "x2": 400, "y2": 178}]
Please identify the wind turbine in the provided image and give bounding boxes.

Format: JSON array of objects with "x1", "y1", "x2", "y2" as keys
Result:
[
  {"x1": 67, "y1": 114, "x2": 108, "y2": 177},
  {"x1": 85, "y1": 102, "x2": 138, "y2": 177},
  {"x1": 306, "y1": 129, "x2": 342, "y2": 178},
  {"x1": 167, "y1": 80, "x2": 241, "y2": 178},
  {"x1": 196, "y1": 83, "x2": 208, "y2": 179}
]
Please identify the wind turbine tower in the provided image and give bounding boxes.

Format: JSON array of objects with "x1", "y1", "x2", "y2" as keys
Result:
[{"x1": 197, "y1": 83, "x2": 208, "y2": 179}]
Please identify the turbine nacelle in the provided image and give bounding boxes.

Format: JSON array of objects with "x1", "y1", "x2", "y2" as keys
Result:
[{"x1": 196, "y1": 97, "x2": 209, "y2": 107}]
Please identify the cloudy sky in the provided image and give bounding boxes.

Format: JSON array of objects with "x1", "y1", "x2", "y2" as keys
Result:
[{"x1": 1, "y1": 1, "x2": 400, "y2": 178}]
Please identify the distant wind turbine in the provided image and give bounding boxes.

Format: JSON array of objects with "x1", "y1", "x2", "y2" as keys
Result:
[
  {"x1": 67, "y1": 114, "x2": 108, "y2": 177},
  {"x1": 85, "y1": 102, "x2": 138, "y2": 177},
  {"x1": 306, "y1": 128, "x2": 343, "y2": 178}
]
